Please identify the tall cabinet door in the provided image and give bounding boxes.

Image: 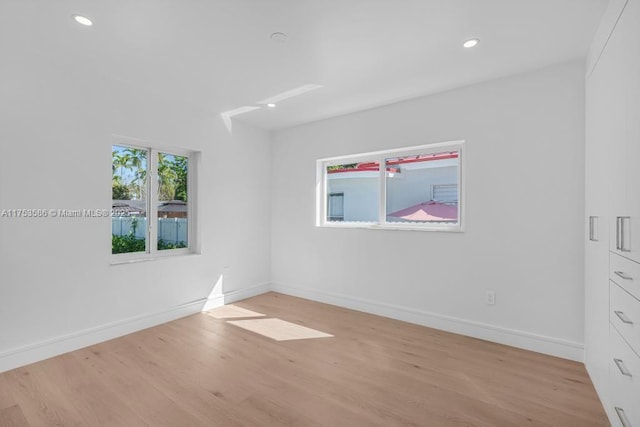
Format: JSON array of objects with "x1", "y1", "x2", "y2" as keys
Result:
[
  {"x1": 586, "y1": 1, "x2": 640, "y2": 422},
  {"x1": 604, "y1": 6, "x2": 630, "y2": 259},
  {"x1": 622, "y1": 0, "x2": 640, "y2": 263},
  {"x1": 585, "y1": 37, "x2": 614, "y2": 405}
]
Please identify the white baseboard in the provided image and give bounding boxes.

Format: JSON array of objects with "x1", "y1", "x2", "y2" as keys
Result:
[
  {"x1": 0, "y1": 282, "x2": 270, "y2": 374},
  {"x1": 202, "y1": 282, "x2": 272, "y2": 311},
  {"x1": 270, "y1": 282, "x2": 585, "y2": 362},
  {"x1": 0, "y1": 280, "x2": 584, "y2": 374}
]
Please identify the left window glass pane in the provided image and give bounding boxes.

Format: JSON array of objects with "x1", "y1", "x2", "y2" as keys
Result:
[
  {"x1": 112, "y1": 145, "x2": 148, "y2": 254},
  {"x1": 326, "y1": 161, "x2": 380, "y2": 223}
]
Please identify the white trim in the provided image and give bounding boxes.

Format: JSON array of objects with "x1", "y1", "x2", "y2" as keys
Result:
[
  {"x1": 0, "y1": 300, "x2": 202, "y2": 374},
  {"x1": 111, "y1": 247, "x2": 194, "y2": 263},
  {"x1": 270, "y1": 282, "x2": 584, "y2": 361},
  {"x1": 112, "y1": 134, "x2": 194, "y2": 158},
  {"x1": 317, "y1": 140, "x2": 465, "y2": 164},
  {"x1": 201, "y1": 282, "x2": 272, "y2": 311},
  {"x1": 0, "y1": 282, "x2": 270, "y2": 374},
  {"x1": 321, "y1": 222, "x2": 463, "y2": 233},
  {"x1": 378, "y1": 152, "x2": 387, "y2": 226},
  {"x1": 149, "y1": 146, "x2": 159, "y2": 252},
  {"x1": 0, "y1": 280, "x2": 583, "y2": 373}
]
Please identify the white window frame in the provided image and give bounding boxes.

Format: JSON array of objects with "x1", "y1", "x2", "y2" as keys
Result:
[
  {"x1": 111, "y1": 135, "x2": 199, "y2": 264},
  {"x1": 316, "y1": 140, "x2": 465, "y2": 232}
]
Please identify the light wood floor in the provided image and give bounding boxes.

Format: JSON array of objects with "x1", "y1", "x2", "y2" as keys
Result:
[{"x1": 0, "y1": 292, "x2": 607, "y2": 426}]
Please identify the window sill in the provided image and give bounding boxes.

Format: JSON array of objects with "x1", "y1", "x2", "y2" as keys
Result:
[
  {"x1": 110, "y1": 251, "x2": 200, "y2": 266},
  {"x1": 318, "y1": 223, "x2": 463, "y2": 232}
]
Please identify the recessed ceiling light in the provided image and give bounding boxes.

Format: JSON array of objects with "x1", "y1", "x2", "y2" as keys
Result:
[
  {"x1": 270, "y1": 32, "x2": 288, "y2": 43},
  {"x1": 463, "y1": 38, "x2": 479, "y2": 49},
  {"x1": 72, "y1": 14, "x2": 93, "y2": 26},
  {"x1": 267, "y1": 103, "x2": 276, "y2": 108}
]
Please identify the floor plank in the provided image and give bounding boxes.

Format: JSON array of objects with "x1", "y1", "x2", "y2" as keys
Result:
[
  {"x1": 0, "y1": 405, "x2": 29, "y2": 427},
  {"x1": 0, "y1": 292, "x2": 608, "y2": 426}
]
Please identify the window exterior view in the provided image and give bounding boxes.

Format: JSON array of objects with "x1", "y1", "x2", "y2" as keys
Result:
[
  {"x1": 112, "y1": 143, "x2": 193, "y2": 257},
  {"x1": 318, "y1": 141, "x2": 463, "y2": 231}
]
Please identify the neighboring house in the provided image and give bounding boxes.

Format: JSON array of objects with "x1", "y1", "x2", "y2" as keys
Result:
[
  {"x1": 157, "y1": 200, "x2": 188, "y2": 219},
  {"x1": 111, "y1": 200, "x2": 188, "y2": 218},
  {"x1": 327, "y1": 153, "x2": 458, "y2": 222},
  {"x1": 112, "y1": 200, "x2": 188, "y2": 244},
  {"x1": 112, "y1": 200, "x2": 147, "y2": 216}
]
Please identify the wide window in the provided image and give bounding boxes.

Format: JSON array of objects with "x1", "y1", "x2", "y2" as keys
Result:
[
  {"x1": 317, "y1": 141, "x2": 464, "y2": 231},
  {"x1": 112, "y1": 139, "x2": 196, "y2": 260}
]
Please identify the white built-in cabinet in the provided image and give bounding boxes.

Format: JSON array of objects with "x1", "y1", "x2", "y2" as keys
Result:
[{"x1": 586, "y1": 0, "x2": 640, "y2": 425}]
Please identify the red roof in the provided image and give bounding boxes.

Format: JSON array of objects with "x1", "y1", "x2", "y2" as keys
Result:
[
  {"x1": 388, "y1": 201, "x2": 457, "y2": 221},
  {"x1": 328, "y1": 152, "x2": 458, "y2": 174}
]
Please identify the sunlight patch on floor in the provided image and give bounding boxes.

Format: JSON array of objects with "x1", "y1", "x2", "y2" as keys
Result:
[
  {"x1": 227, "y1": 318, "x2": 333, "y2": 341},
  {"x1": 205, "y1": 304, "x2": 266, "y2": 319}
]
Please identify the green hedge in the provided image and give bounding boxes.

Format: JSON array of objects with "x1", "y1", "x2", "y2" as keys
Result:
[
  {"x1": 112, "y1": 235, "x2": 187, "y2": 254},
  {"x1": 158, "y1": 239, "x2": 187, "y2": 250},
  {"x1": 112, "y1": 234, "x2": 145, "y2": 254}
]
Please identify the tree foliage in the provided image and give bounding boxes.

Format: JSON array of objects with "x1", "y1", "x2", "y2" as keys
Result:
[
  {"x1": 171, "y1": 156, "x2": 188, "y2": 201},
  {"x1": 112, "y1": 148, "x2": 147, "y2": 200},
  {"x1": 112, "y1": 234, "x2": 146, "y2": 254},
  {"x1": 112, "y1": 148, "x2": 187, "y2": 201},
  {"x1": 111, "y1": 235, "x2": 187, "y2": 254},
  {"x1": 112, "y1": 182, "x2": 132, "y2": 200},
  {"x1": 158, "y1": 239, "x2": 188, "y2": 250},
  {"x1": 157, "y1": 153, "x2": 188, "y2": 201},
  {"x1": 327, "y1": 163, "x2": 358, "y2": 171},
  {"x1": 124, "y1": 148, "x2": 147, "y2": 200}
]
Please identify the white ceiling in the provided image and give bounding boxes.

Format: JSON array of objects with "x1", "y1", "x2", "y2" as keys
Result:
[{"x1": 1, "y1": 0, "x2": 607, "y2": 131}]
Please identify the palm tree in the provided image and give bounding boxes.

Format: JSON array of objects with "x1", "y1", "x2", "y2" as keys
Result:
[
  {"x1": 124, "y1": 148, "x2": 147, "y2": 200},
  {"x1": 170, "y1": 156, "x2": 188, "y2": 202},
  {"x1": 157, "y1": 153, "x2": 177, "y2": 201},
  {"x1": 112, "y1": 151, "x2": 131, "y2": 182},
  {"x1": 113, "y1": 149, "x2": 134, "y2": 200}
]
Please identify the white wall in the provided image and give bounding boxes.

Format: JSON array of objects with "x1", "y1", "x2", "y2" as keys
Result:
[
  {"x1": 0, "y1": 45, "x2": 271, "y2": 370},
  {"x1": 271, "y1": 60, "x2": 586, "y2": 359}
]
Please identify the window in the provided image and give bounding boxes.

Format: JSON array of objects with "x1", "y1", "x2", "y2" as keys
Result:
[
  {"x1": 317, "y1": 141, "x2": 464, "y2": 231},
  {"x1": 112, "y1": 139, "x2": 197, "y2": 260}
]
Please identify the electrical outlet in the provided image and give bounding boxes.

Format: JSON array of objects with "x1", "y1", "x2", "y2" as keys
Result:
[{"x1": 486, "y1": 290, "x2": 496, "y2": 305}]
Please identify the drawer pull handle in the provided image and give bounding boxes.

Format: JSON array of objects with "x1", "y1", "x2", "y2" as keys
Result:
[
  {"x1": 616, "y1": 217, "x2": 622, "y2": 251},
  {"x1": 615, "y1": 311, "x2": 634, "y2": 325},
  {"x1": 614, "y1": 358, "x2": 633, "y2": 377},
  {"x1": 615, "y1": 271, "x2": 634, "y2": 281},
  {"x1": 615, "y1": 407, "x2": 631, "y2": 427},
  {"x1": 589, "y1": 216, "x2": 598, "y2": 241},
  {"x1": 617, "y1": 216, "x2": 631, "y2": 252}
]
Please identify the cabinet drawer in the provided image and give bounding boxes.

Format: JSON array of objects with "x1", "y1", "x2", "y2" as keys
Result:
[
  {"x1": 611, "y1": 252, "x2": 640, "y2": 300},
  {"x1": 610, "y1": 325, "x2": 640, "y2": 427},
  {"x1": 611, "y1": 281, "x2": 640, "y2": 357}
]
